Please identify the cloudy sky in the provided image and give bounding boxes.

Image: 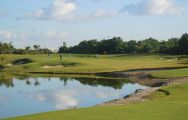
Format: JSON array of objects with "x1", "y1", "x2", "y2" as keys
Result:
[{"x1": 0, "y1": 0, "x2": 188, "y2": 48}]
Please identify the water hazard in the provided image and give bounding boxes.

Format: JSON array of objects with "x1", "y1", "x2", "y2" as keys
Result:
[{"x1": 0, "y1": 75, "x2": 147, "y2": 119}]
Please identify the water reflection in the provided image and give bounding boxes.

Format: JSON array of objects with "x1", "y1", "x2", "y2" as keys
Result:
[
  {"x1": 0, "y1": 74, "x2": 147, "y2": 119},
  {"x1": 0, "y1": 75, "x2": 130, "y2": 89},
  {"x1": 0, "y1": 74, "x2": 14, "y2": 87},
  {"x1": 0, "y1": 93, "x2": 8, "y2": 102},
  {"x1": 28, "y1": 90, "x2": 78, "y2": 109}
]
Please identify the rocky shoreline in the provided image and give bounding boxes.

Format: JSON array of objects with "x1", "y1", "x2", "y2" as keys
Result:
[{"x1": 98, "y1": 74, "x2": 188, "y2": 106}]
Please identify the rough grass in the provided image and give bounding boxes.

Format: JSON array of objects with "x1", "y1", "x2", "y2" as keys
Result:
[
  {"x1": 5, "y1": 82, "x2": 188, "y2": 120},
  {"x1": 0, "y1": 54, "x2": 187, "y2": 74}
]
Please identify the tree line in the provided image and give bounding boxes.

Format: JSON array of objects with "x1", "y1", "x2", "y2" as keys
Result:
[
  {"x1": 0, "y1": 33, "x2": 188, "y2": 55},
  {"x1": 59, "y1": 33, "x2": 188, "y2": 55},
  {"x1": 0, "y1": 43, "x2": 53, "y2": 54}
]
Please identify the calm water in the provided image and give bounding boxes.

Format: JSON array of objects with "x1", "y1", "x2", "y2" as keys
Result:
[{"x1": 0, "y1": 76, "x2": 147, "y2": 119}]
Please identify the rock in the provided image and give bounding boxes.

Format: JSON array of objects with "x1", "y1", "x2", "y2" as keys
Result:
[
  {"x1": 152, "y1": 81, "x2": 169, "y2": 87},
  {"x1": 123, "y1": 94, "x2": 131, "y2": 99},
  {"x1": 135, "y1": 89, "x2": 143, "y2": 93}
]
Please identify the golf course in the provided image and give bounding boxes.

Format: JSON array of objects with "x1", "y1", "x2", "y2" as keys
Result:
[
  {"x1": 0, "y1": 53, "x2": 188, "y2": 120},
  {"x1": 1, "y1": 0, "x2": 188, "y2": 119}
]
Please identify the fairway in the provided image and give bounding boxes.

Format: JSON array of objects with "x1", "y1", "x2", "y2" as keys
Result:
[{"x1": 0, "y1": 54, "x2": 188, "y2": 74}]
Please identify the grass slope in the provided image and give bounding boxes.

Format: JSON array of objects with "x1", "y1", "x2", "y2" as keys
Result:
[{"x1": 5, "y1": 82, "x2": 188, "y2": 120}]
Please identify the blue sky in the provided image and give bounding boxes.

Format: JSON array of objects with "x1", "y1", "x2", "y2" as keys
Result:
[{"x1": 0, "y1": 0, "x2": 188, "y2": 48}]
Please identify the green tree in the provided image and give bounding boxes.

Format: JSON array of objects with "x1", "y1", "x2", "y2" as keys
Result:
[
  {"x1": 178, "y1": 33, "x2": 188, "y2": 54},
  {"x1": 0, "y1": 42, "x2": 14, "y2": 54},
  {"x1": 160, "y1": 38, "x2": 179, "y2": 54},
  {"x1": 141, "y1": 38, "x2": 160, "y2": 53},
  {"x1": 126, "y1": 40, "x2": 138, "y2": 53},
  {"x1": 58, "y1": 42, "x2": 68, "y2": 53},
  {"x1": 97, "y1": 37, "x2": 123, "y2": 54}
]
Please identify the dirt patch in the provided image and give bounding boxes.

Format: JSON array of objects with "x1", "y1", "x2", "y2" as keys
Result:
[{"x1": 12, "y1": 58, "x2": 32, "y2": 65}]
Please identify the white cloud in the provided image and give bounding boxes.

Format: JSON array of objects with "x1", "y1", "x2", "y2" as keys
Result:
[
  {"x1": 121, "y1": 0, "x2": 184, "y2": 15},
  {"x1": 0, "y1": 30, "x2": 16, "y2": 39},
  {"x1": 0, "y1": 30, "x2": 70, "y2": 48},
  {"x1": 52, "y1": 0, "x2": 76, "y2": 20},
  {"x1": 0, "y1": 30, "x2": 69, "y2": 42},
  {"x1": 27, "y1": 88, "x2": 120, "y2": 109},
  {"x1": 95, "y1": 91, "x2": 119, "y2": 99},
  {"x1": 27, "y1": 0, "x2": 76, "y2": 21},
  {"x1": 29, "y1": 90, "x2": 78, "y2": 109},
  {"x1": 25, "y1": 0, "x2": 116, "y2": 22}
]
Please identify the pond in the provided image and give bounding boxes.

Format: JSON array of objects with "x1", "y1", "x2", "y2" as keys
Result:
[{"x1": 0, "y1": 75, "x2": 147, "y2": 119}]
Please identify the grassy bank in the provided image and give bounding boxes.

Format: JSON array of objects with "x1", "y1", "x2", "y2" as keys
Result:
[
  {"x1": 5, "y1": 81, "x2": 188, "y2": 120},
  {"x1": 151, "y1": 68, "x2": 188, "y2": 78},
  {"x1": 0, "y1": 54, "x2": 188, "y2": 74}
]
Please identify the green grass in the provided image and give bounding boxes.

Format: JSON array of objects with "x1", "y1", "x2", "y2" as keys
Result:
[
  {"x1": 151, "y1": 68, "x2": 188, "y2": 78},
  {"x1": 150, "y1": 55, "x2": 188, "y2": 78},
  {"x1": 0, "y1": 54, "x2": 188, "y2": 74},
  {"x1": 5, "y1": 82, "x2": 188, "y2": 120}
]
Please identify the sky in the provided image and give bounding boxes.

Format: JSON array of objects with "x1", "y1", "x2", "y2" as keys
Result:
[{"x1": 0, "y1": 0, "x2": 188, "y2": 49}]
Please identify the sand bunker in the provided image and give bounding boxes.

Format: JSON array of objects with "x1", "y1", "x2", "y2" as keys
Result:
[
  {"x1": 6, "y1": 64, "x2": 12, "y2": 66},
  {"x1": 41, "y1": 65, "x2": 64, "y2": 69}
]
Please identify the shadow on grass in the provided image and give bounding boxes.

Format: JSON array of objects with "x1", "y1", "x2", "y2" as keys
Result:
[
  {"x1": 123, "y1": 66, "x2": 188, "y2": 72},
  {"x1": 106, "y1": 53, "x2": 159, "y2": 58},
  {"x1": 12, "y1": 58, "x2": 33, "y2": 65},
  {"x1": 157, "y1": 89, "x2": 170, "y2": 96}
]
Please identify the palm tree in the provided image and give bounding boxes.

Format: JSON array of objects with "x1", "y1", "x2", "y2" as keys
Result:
[
  {"x1": 25, "y1": 46, "x2": 31, "y2": 54},
  {"x1": 6, "y1": 42, "x2": 14, "y2": 54},
  {"x1": 33, "y1": 45, "x2": 40, "y2": 54}
]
